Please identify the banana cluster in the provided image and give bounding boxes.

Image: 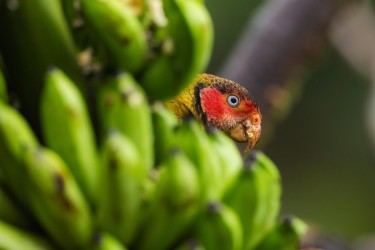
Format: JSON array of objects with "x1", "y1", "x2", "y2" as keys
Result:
[
  {"x1": 0, "y1": 0, "x2": 306, "y2": 249},
  {"x1": 61, "y1": 0, "x2": 213, "y2": 100}
]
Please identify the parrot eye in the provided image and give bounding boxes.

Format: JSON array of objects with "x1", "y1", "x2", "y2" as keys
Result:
[{"x1": 227, "y1": 95, "x2": 239, "y2": 107}]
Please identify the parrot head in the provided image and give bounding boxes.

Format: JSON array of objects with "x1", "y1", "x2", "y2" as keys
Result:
[{"x1": 166, "y1": 73, "x2": 262, "y2": 151}]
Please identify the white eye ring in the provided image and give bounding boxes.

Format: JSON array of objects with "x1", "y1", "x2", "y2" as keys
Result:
[{"x1": 227, "y1": 95, "x2": 239, "y2": 107}]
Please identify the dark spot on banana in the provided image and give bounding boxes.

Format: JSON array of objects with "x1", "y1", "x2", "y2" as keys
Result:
[
  {"x1": 54, "y1": 174, "x2": 75, "y2": 211},
  {"x1": 205, "y1": 125, "x2": 217, "y2": 135},
  {"x1": 104, "y1": 95, "x2": 115, "y2": 107},
  {"x1": 120, "y1": 36, "x2": 131, "y2": 46},
  {"x1": 163, "y1": 195, "x2": 198, "y2": 213},
  {"x1": 91, "y1": 232, "x2": 103, "y2": 245},
  {"x1": 120, "y1": 89, "x2": 135, "y2": 103},
  {"x1": 107, "y1": 128, "x2": 119, "y2": 137},
  {"x1": 207, "y1": 201, "x2": 221, "y2": 213},
  {"x1": 284, "y1": 215, "x2": 294, "y2": 226},
  {"x1": 109, "y1": 155, "x2": 119, "y2": 171},
  {"x1": 187, "y1": 239, "x2": 201, "y2": 249},
  {"x1": 243, "y1": 150, "x2": 259, "y2": 171},
  {"x1": 55, "y1": 173, "x2": 65, "y2": 194},
  {"x1": 169, "y1": 147, "x2": 181, "y2": 156},
  {"x1": 182, "y1": 113, "x2": 195, "y2": 123},
  {"x1": 67, "y1": 107, "x2": 79, "y2": 120}
]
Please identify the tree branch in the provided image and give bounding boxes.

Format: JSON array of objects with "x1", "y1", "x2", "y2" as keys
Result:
[{"x1": 219, "y1": 0, "x2": 357, "y2": 119}]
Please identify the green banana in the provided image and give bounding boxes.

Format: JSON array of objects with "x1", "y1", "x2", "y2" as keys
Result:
[
  {"x1": 0, "y1": 0, "x2": 83, "y2": 135},
  {"x1": 172, "y1": 119, "x2": 222, "y2": 201},
  {"x1": 224, "y1": 151, "x2": 281, "y2": 250},
  {"x1": 195, "y1": 202, "x2": 243, "y2": 250},
  {"x1": 91, "y1": 232, "x2": 128, "y2": 250},
  {"x1": 254, "y1": 216, "x2": 307, "y2": 250},
  {"x1": 80, "y1": 0, "x2": 148, "y2": 72},
  {"x1": 0, "y1": 67, "x2": 7, "y2": 102},
  {"x1": 40, "y1": 68, "x2": 99, "y2": 206},
  {"x1": 249, "y1": 151, "x2": 282, "y2": 249},
  {"x1": 0, "y1": 102, "x2": 38, "y2": 201},
  {"x1": 151, "y1": 102, "x2": 179, "y2": 165},
  {"x1": 97, "y1": 72, "x2": 154, "y2": 172},
  {"x1": 140, "y1": 0, "x2": 213, "y2": 100},
  {"x1": 0, "y1": 182, "x2": 34, "y2": 230},
  {"x1": 0, "y1": 220, "x2": 53, "y2": 250},
  {"x1": 97, "y1": 130, "x2": 146, "y2": 245},
  {"x1": 136, "y1": 149, "x2": 200, "y2": 250},
  {"x1": 22, "y1": 146, "x2": 93, "y2": 249},
  {"x1": 207, "y1": 128, "x2": 243, "y2": 194}
]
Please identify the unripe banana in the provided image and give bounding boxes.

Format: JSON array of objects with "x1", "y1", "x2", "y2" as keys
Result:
[
  {"x1": 97, "y1": 130, "x2": 146, "y2": 245},
  {"x1": 80, "y1": 0, "x2": 148, "y2": 72},
  {"x1": 136, "y1": 149, "x2": 200, "y2": 250},
  {"x1": 165, "y1": 0, "x2": 213, "y2": 77},
  {"x1": 140, "y1": 0, "x2": 213, "y2": 100},
  {"x1": 195, "y1": 202, "x2": 243, "y2": 250},
  {"x1": 207, "y1": 128, "x2": 242, "y2": 194},
  {"x1": 140, "y1": 56, "x2": 176, "y2": 100},
  {"x1": 22, "y1": 146, "x2": 93, "y2": 249},
  {"x1": 224, "y1": 151, "x2": 281, "y2": 250},
  {"x1": 91, "y1": 232, "x2": 129, "y2": 250},
  {"x1": 0, "y1": 220, "x2": 53, "y2": 250},
  {"x1": 250, "y1": 151, "x2": 282, "y2": 248},
  {"x1": 172, "y1": 119, "x2": 222, "y2": 201},
  {"x1": 0, "y1": 0, "x2": 83, "y2": 135},
  {"x1": 254, "y1": 216, "x2": 307, "y2": 250},
  {"x1": 0, "y1": 102, "x2": 38, "y2": 201},
  {"x1": 151, "y1": 102, "x2": 178, "y2": 165},
  {"x1": 40, "y1": 68, "x2": 99, "y2": 206},
  {"x1": 97, "y1": 72, "x2": 154, "y2": 172},
  {"x1": 0, "y1": 182, "x2": 34, "y2": 230}
]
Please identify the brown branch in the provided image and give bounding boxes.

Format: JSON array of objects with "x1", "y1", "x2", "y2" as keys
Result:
[{"x1": 219, "y1": 0, "x2": 357, "y2": 119}]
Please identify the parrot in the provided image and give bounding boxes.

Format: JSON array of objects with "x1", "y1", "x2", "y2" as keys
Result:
[{"x1": 166, "y1": 73, "x2": 262, "y2": 151}]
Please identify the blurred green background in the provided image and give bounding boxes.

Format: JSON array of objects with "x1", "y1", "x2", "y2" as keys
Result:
[{"x1": 206, "y1": 0, "x2": 375, "y2": 243}]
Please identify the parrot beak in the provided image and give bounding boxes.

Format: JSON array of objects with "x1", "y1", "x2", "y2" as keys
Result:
[{"x1": 227, "y1": 112, "x2": 262, "y2": 152}]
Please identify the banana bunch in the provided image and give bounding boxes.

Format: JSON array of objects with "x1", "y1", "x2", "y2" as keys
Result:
[
  {"x1": 0, "y1": 0, "x2": 307, "y2": 249},
  {"x1": 62, "y1": 0, "x2": 213, "y2": 100}
]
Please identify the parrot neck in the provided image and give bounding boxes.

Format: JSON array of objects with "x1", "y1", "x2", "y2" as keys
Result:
[{"x1": 166, "y1": 81, "x2": 207, "y2": 124}]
